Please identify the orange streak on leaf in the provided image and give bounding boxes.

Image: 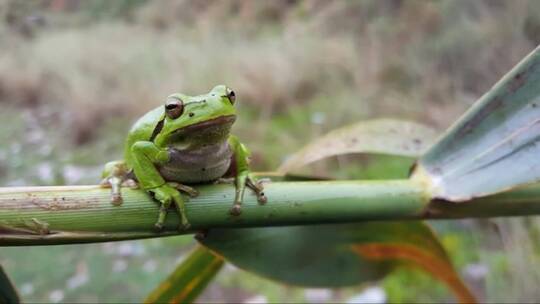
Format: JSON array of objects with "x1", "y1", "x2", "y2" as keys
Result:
[
  {"x1": 351, "y1": 243, "x2": 476, "y2": 304},
  {"x1": 145, "y1": 247, "x2": 224, "y2": 304},
  {"x1": 169, "y1": 258, "x2": 224, "y2": 304},
  {"x1": 145, "y1": 281, "x2": 172, "y2": 303}
]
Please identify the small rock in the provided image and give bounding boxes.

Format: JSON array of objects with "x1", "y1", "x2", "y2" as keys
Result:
[
  {"x1": 112, "y1": 259, "x2": 128, "y2": 273},
  {"x1": 244, "y1": 295, "x2": 268, "y2": 304},
  {"x1": 346, "y1": 286, "x2": 386, "y2": 304},
  {"x1": 143, "y1": 259, "x2": 157, "y2": 273},
  {"x1": 37, "y1": 162, "x2": 54, "y2": 183},
  {"x1": 304, "y1": 288, "x2": 332, "y2": 303},
  {"x1": 311, "y1": 112, "x2": 326, "y2": 125},
  {"x1": 66, "y1": 262, "x2": 89, "y2": 290},
  {"x1": 20, "y1": 283, "x2": 34, "y2": 296},
  {"x1": 62, "y1": 165, "x2": 87, "y2": 184},
  {"x1": 464, "y1": 263, "x2": 489, "y2": 280},
  {"x1": 117, "y1": 242, "x2": 145, "y2": 257},
  {"x1": 49, "y1": 289, "x2": 64, "y2": 303}
]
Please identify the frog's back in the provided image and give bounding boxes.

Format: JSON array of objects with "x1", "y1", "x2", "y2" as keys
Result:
[{"x1": 123, "y1": 106, "x2": 164, "y2": 166}]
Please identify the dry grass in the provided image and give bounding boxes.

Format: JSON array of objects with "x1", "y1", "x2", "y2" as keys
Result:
[
  {"x1": 1, "y1": 1, "x2": 537, "y2": 137},
  {"x1": 2, "y1": 0, "x2": 540, "y2": 302}
]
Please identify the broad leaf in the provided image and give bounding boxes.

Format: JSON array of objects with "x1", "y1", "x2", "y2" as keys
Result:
[
  {"x1": 144, "y1": 246, "x2": 224, "y2": 304},
  {"x1": 0, "y1": 265, "x2": 19, "y2": 304},
  {"x1": 164, "y1": 114, "x2": 465, "y2": 302},
  {"x1": 278, "y1": 119, "x2": 437, "y2": 174},
  {"x1": 200, "y1": 222, "x2": 474, "y2": 303},
  {"x1": 413, "y1": 46, "x2": 540, "y2": 201}
]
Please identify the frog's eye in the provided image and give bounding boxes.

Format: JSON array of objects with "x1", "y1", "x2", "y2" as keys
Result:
[
  {"x1": 165, "y1": 98, "x2": 184, "y2": 119},
  {"x1": 226, "y1": 89, "x2": 236, "y2": 105}
]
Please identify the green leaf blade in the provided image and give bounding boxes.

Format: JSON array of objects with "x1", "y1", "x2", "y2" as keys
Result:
[
  {"x1": 0, "y1": 265, "x2": 19, "y2": 304},
  {"x1": 144, "y1": 246, "x2": 224, "y2": 304},
  {"x1": 278, "y1": 119, "x2": 437, "y2": 174},
  {"x1": 200, "y1": 224, "x2": 391, "y2": 287},
  {"x1": 200, "y1": 222, "x2": 475, "y2": 302},
  {"x1": 414, "y1": 46, "x2": 540, "y2": 201}
]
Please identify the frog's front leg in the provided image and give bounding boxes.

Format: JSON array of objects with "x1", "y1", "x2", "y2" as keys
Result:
[
  {"x1": 100, "y1": 160, "x2": 137, "y2": 206},
  {"x1": 228, "y1": 135, "x2": 267, "y2": 216},
  {"x1": 130, "y1": 141, "x2": 190, "y2": 230}
]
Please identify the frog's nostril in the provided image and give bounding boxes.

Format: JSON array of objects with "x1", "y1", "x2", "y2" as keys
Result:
[{"x1": 189, "y1": 113, "x2": 195, "y2": 117}]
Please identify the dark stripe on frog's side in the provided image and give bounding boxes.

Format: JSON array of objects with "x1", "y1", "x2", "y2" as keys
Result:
[
  {"x1": 148, "y1": 99, "x2": 207, "y2": 142},
  {"x1": 149, "y1": 118, "x2": 165, "y2": 142}
]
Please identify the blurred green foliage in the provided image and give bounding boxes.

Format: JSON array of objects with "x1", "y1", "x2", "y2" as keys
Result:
[{"x1": 1, "y1": 0, "x2": 540, "y2": 302}]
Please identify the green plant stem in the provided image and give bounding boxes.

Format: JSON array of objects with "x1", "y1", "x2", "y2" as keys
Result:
[{"x1": 0, "y1": 180, "x2": 539, "y2": 246}]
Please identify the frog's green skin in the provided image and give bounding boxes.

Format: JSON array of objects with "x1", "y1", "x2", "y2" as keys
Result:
[{"x1": 101, "y1": 85, "x2": 266, "y2": 230}]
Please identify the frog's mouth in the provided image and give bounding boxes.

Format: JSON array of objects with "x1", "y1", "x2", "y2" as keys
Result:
[{"x1": 170, "y1": 114, "x2": 236, "y2": 136}]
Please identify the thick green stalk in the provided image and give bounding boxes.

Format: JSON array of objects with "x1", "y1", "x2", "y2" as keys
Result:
[{"x1": 0, "y1": 180, "x2": 538, "y2": 246}]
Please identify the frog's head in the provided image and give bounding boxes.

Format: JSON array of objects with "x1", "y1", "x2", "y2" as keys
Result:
[{"x1": 154, "y1": 85, "x2": 237, "y2": 147}]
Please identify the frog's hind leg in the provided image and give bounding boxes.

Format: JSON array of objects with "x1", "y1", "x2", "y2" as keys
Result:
[
  {"x1": 151, "y1": 187, "x2": 190, "y2": 230},
  {"x1": 167, "y1": 182, "x2": 199, "y2": 198},
  {"x1": 100, "y1": 160, "x2": 137, "y2": 206}
]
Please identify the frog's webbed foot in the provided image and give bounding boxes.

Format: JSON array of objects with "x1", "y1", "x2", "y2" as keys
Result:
[
  {"x1": 100, "y1": 161, "x2": 135, "y2": 206},
  {"x1": 230, "y1": 173, "x2": 267, "y2": 216},
  {"x1": 150, "y1": 184, "x2": 190, "y2": 231},
  {"x1": 166, "y1": 182, "x2": 198, "y2": 231}
]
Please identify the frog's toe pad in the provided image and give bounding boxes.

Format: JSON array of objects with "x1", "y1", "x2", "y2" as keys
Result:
[
  {"x1": 194, "y1": 230, "x2": 208, "y2": 241},
  {"x1": 154, "y1": 222, "x2": 164, "y2": 231},
  {"x1": 186, "y1": 189, "x2": 199, "y2": 198},
  {"x1": 257, "y1": 193, "x2": 267, "y2": 204},
  {"x1": 111, "y1": 194, "x2": 123, "y2": 206},
  {"x1": 179, "y1": 222, "x2": 191, "y2": 231},
  {"x1": 230, "y1": 204, "x2": 242, "y2": 216}
]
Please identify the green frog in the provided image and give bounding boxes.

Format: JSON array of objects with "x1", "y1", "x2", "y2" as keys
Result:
[{"x1": 100, "y1": 85, "x2": 266, "y2": 230}]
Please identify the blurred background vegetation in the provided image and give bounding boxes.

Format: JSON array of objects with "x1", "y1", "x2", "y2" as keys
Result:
[{"x1": 1, "y1": 0, "x2": 540, "y2": 302}]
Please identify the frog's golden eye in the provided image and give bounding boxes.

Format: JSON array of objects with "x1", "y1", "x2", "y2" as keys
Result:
[
  {"x1": 226, "y1": 89, "x2": 236, "y2": 105},
  {"x1": 165, "y1": 98, "x2": 184, "y2": 119}
]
